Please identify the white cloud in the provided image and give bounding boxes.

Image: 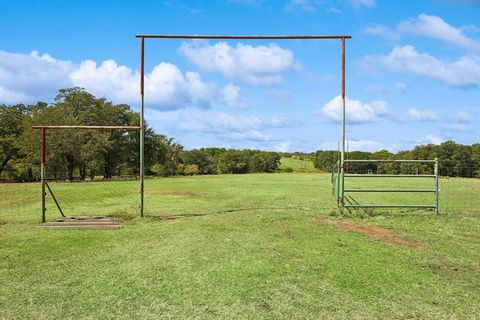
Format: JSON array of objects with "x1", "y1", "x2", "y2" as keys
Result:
[
  {"x1": 441, "y1": 0, "x2": 480, "y2": 5},
  {"x1": 178, "y1": 111, "x2": 291, "y2": 134},
  {"x1": 268, "y1": 89, "x2": 292, "y2": 102},
  {"x1": 366, "y1": 84, "x2": 388, "y2": 95},
  {"x1": 0, "y1": 50, "x2": 74, "y2": 103},
  {"x1": 0, "y1": 50, "x2": 214, "y2": 110},
  {"x1": 347, "y1": 0, "x2": 376, "y2": 8},
  {"x1": 398, "y1": 14, "x2": 480, "y2": 50},
  {"x1": 0, "y1": 87, "x2": 27, "y2": 104},
  {"x1": 72, "y1": 60, "x2": 214, "y2": 110},
  {"x1": 416, "y1": 134, "x2": 443, "y2": 145},
  {"x1": 453, "y1": 108, "x2": 478, "y2": 123},
  {"x1": 230, "y1": 131, "x2": 271, "y2": 141},
  {"x1": 442, "y1": 123, "x2": 469, "y2": 132},
  {"x1": 184, "y1": 72, "x2": 215, "y2": 108},
  {"x1": 287, "y1": 0, "x2": 373, "y2": 12},
  {"x1": 347, "y1": 139, "x2": 383, "y2": 151},
  {"x1": 265, "y1": 116, "x2": 292, "y2": 127},
  {"x1": 320, "y1": 139, "x2": 399, "y2": 152},
  {"x1": 321, "y1": 95, "x2": 389, "y2": 124},
  {"x1": 70, "y1": 59, "x2": 137, "y2": 103},
  {"x1": 178, "y1": 41, "x2": 298, "y2": 86},
  {"x1": 325, "y1": 7, "x2": 342, "y2": 14},
  {"x1": 407, "y1": 108, "x2": 439, "y2": 121},
  {"x1": 221, "y1": 84, "x2": 248, "y2": 108},
  {"x1": 179, "y1": 112, "x2": 262, "y2": 134},
  {"x1": 227, "y1": 0, "x2": 263, "y2": 4},
  {"x1": 394, "y1": 82, "x2": 408, "y2": 93},
  {"x1": 363, "y1": 14, "x2": 480, "y2": 52},
  {"x1": 369, "y1": 45, "x2": 480, "y2": 88},
  {"x1": 285, "y1": 0, "x2": 316, "y2": 12},
  {"x1": 177, "y1": 111, "x2": 291, "y2": 142},
  {"x1": 275, "y1": 140, "x2": 292, "y2": 152},
  {"x1": 363, "y1": 24, "x2": 399, "y2": 40}
]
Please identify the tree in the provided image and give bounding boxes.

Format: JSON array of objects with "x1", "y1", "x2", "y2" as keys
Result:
[
  {"x1": 183, "y1": 149, "x2": 216, "y2": 174},
  {"x1": 0, "y1": 104, "x2": 27, "y2": 176},
  {"x1": 183, "y1": 164, "x2": 199, "y2": 175},
  {"x1": 315, "y1": 150, "x2": 339, "y2": 172},
  {"x1": 471, "y1": 144, "x2": 480, "y2": 177},
  {"x1": 344, "y1": 151, "x2": 374, "y2": 173},
  {"x1": 217, "y1": 150, "x2": 249, "y2": 174},
  {"x1": 372, "y1": 150, "x2": 396, "y2": 174},
  {"x1": 249, "y1": 153, "x2": 267, "y2": 173},
  {"x1": 249, "y1": 152, "x2": 280, "y2": 173},
  {"x1": 15, "y1": 88, "x2": 155, "y2": 180}
]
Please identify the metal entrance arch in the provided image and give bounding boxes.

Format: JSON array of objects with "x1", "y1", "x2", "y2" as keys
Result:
[{"x1": 135, "y1": 34, "x2": 352, "y2": 217}]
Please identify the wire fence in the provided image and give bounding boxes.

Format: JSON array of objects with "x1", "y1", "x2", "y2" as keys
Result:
[
  {"x1": 1, "y1": 166, "x2": 479, "y2": 224},
  {"x1": 0, "y1": 169, "x2": 140, "y2": 224},
  {"x1": 332, "y1": 165, "x2": 480, "y2": 215}
]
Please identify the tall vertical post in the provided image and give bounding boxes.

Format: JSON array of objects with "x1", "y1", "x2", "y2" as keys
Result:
[
  {"x1": 340, "y1": 37, "x2": 346, "y2": 207},
  {"x1": 140, "y1": 36, "x2": 145, "y2": 217},
  {"x1": 336, "y1": 161, "x2": 341, "y2": 202},
  {"x1": 40, "y1": 128, "x2": 46, "y2": 223},
  {"x1": 434, "y1": 158, "x2": 439, "y2": 214}
]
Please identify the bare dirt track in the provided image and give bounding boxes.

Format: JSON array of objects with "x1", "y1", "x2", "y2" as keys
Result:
[{"x1": 314, "y1": 217, "x2": 424, "y2": 249}]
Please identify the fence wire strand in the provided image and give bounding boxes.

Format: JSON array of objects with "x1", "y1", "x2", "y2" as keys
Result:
[
  {"x1": 1, "y1": 166, "x2": 479, "y2": 224},
  {"x1": 332, "y1": 165, "x2": 479, "y2": 215}
]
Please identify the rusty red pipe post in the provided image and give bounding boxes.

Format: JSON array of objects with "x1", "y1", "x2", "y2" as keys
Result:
[
  {"x1": 40, "y1": 128, "x2": 46, "y2": 223},
  {"x1": 140, "y1": 36, "x2": 145, "y2": 217}
]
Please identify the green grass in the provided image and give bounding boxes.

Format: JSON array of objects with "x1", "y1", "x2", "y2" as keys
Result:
[
  {"x1": 279, "y1": 157, "x2": 318, "y2": 172},
  {"x1": 1, "y1": 174, "x2": 479, "y2": 319}
]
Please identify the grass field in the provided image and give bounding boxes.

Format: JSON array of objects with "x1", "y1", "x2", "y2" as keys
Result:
[
  {"x1": 279, "y1": 157, "x2": 318, "y2": 173},
  {"x1": 1, "y1": 173, "x2": 480, "y2": 319}
]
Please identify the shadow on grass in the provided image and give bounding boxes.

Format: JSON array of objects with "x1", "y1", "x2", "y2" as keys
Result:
[
  {"x1": 327, "y1": 196, "x2": 439, "y2": 219},
  {"x1": 145, "y1": 206, "x2": 313, "y2": 222}
]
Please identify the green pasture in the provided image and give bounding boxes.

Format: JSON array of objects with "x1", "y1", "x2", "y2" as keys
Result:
[
  {"x1": 1, "y1": 173, "x2": 479, "y2": 319},
  {"x1": 279, "y1": 156, "x2": 318, "y2": 172}
]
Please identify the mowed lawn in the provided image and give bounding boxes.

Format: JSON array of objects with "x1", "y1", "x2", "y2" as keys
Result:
[
  {"x1": 1, "y1": 173, "x2": 480, "y2": 319},
  {"x1": 279, "y1": 157, "x2": 317, "y2": 172}
]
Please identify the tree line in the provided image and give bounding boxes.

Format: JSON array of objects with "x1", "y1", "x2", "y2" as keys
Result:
[
  {"x1": 2, "y1": 88, "x2": 478, "y2": 181},
  {"x1": 314, "y1": 143, "x2": 480, "y2": 177},
  {"x1": 0, "y1": 88, "x2": 281, "y2": 181}
]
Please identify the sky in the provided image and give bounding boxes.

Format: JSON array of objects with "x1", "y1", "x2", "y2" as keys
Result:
[{"x1": 0, "y1": 0, "x2": 479, "y2": 153}]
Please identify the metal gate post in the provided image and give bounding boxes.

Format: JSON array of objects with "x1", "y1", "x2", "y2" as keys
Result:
[
  {"x1": 139, "y1": 36, "x2": 145, "y2": 218},
  {"x1": 336, "y1": 161, "x2": 341, "y2": 204},
  {"x1": 340, "y1": 37, "x2": 346, "y2": 207},
  {"x1": 434, "y1": 158, "x2": 439, "y2": 214},
  {"x1": 40, "y1": 128, "x2": 46, "y2": 223}
]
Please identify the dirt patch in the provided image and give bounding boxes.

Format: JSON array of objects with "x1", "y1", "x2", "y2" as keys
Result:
[
  {"x1": 314, "y1": 217, "x2": 423, "y2": 249},
  {"x1": 159, "y1": 215, "x2": 174, "y2": 223},
  {"x1": 151, "y1": 191, "x2": 204, "y2": 196}
]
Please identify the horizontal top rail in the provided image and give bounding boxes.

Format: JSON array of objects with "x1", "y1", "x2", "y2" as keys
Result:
[
  {"x1": 32, "y1": 125, "x2": 142, "y2": 130},
  {"x1": 344, "y1": 159, "x2": 437, "y2": 163},
  {"x1": 344, "y1": 174, "x2": 436, "y2": 178},
  {"x1": 344, "y1": 204, "x2": 436, "y2": 208},
  {"x1": 344, "y1": 189, "x2": 436, "y2": 193},
  {"x1": 135, "y1": 34, "x2": 352, "y2": 40}
]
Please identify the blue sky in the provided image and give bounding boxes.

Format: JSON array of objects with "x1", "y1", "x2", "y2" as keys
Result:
[{"x1": 0, "y1": 0, "x2": 479, "y2": 152}]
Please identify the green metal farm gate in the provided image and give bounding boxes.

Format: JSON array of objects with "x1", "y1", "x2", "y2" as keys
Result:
[{"x1": 333, "y1": 159, "x2": 439, "y2": 214}]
